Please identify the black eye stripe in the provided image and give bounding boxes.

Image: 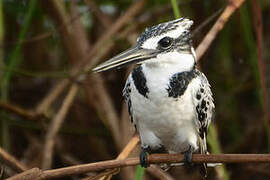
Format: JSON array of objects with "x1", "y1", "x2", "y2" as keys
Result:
[{"x1": 158, "y1": 36, "x2": 173, "y2": 49}]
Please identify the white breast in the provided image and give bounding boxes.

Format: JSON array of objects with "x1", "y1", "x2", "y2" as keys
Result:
[{"x1": 129, "y1": 63, "x2": 201, "y2": 153}]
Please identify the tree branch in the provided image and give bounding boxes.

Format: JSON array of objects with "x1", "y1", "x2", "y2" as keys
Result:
[{"x1": 7, "y1": 154, "x2": 270, "y2": 180}]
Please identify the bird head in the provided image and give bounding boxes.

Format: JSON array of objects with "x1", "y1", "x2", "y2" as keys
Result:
[{"x1": 93, "y1": 18, "x2": 195, "y2": 72}]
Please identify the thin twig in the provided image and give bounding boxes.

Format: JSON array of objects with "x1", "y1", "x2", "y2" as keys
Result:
[
  {"x1": 81, "y1": 169, "x2": 119, "y2": 180},
  {"x1": 0, "y1": 101, "x2": 37, "y2": 120},
  {"x1": 0, "y1": 147, "x2": 28, "y2": 172},
  {"x1": 35, "y1": 79, "x2": 70, "y2": 116},
  {"x1": 196, "y1": 0, "x2": 246, "y2": 60},
  {"x1": 191, "y1": 8, "x2": 223, "y2": 38},
  {"x1": 42, "y1": 84, "x2": 79, "y2": 169},
  {"x1": 117, "y1": 134, "x2": 140, "y2": 159},
  {"x1": 7, "y1": 154, "x2": 270, "y2": 180}
]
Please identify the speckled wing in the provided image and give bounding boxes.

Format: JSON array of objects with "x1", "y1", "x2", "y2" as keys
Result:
[
  {"x1": 123, "y1": 77, "x2": 135, "y2": 127},
  {"x1": 194, "y1": 71, "x2": 214, "y2": 139},
  {"x1": 193, "y1": 70, "x2": 215, "y2": 177}
]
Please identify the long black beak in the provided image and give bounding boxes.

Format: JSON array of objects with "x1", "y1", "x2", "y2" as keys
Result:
[{"x1": 92, "y1": 46, "x2": 159, "y2": 72}]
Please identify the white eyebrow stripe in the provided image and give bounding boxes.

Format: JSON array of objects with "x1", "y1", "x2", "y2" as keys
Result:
[{"x1": 141, "y1": 28, "x2": 186, "y2": 49}]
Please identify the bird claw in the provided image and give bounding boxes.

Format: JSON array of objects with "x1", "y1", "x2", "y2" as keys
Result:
[
  {"x1": 184, "y1": 146, "x2": 193, "y2": 168},
  {"x1": 140, "y1": 148, "x2": 149, "y2": 168}
]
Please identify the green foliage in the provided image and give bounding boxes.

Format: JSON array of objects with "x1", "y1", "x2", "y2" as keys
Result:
[
  {"x1": 1, "y1": 0, "x2": 37, "y2": 100},
  {"x1": 135, "y1": 165, "x2": 145, "y2": 180},
  {"x1": 170, "y1": 0, "x2": 181, "y2": 18}
]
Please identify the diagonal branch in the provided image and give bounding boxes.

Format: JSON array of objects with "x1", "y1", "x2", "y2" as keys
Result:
[
  {"x1": 0, "y1": 101, "x2": 37, "y2": 120},
  {"x1": 0, "y1": 147, "x2": 28, "y2": 173},
  {"x1": 36, "y1": 78, "x2": 70, "y2": 116}
]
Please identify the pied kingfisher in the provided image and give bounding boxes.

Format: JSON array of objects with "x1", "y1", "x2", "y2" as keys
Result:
[{"x1": 93, "y1": 18, "x2": 214, "y2": 177}]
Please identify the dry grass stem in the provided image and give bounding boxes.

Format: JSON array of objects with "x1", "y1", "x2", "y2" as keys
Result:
[
  {"x1": 116, "y1": 134, "x2": 140, "y2": 159},
  {"x1": 0, "y1": 101, "x2": 37, "y2": 120},
  {"x1": 0, "y1": 147, "x2": 28, "y2": 172},
  {"x1": 42, "y1": 84, "x2": 79, "y2": 169},
  {"x1": 36, "y1": 79, "x2": 70, "y2": 116},
  {"x1": 81, "y1": 169, "x2": 120, "y2": 180}
]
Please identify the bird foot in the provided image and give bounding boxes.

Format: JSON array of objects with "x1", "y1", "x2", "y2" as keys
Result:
[
  {"x1": 140, "y1": 148, "x2": 149, "y2": 168},
  {"x1": 184, "y1": 146, "x2": 193, "y2": 168}
]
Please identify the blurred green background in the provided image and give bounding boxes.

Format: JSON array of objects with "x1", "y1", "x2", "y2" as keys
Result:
[{"x1": 0, "y1": 0, "x2": 270, "y2": 179}]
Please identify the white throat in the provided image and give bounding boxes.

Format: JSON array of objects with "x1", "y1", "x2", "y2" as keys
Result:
[{"x1": 143, "y1": 51, "x2": 195, "y2": 74}]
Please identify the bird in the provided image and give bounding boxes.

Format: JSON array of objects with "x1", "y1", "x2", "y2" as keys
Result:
[{"x1": 93, "y1": 18, "x2": 214, "y2": 178}]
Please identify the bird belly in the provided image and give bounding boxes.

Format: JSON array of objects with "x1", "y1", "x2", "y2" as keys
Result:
[{"x1": 130, "y1": 79, "x2": 199, "y2": 153}]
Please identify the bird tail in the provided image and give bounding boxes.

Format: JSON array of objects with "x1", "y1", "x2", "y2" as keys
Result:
[{"x1": 199, "y1": 132, "x2": 208, "y2": 178}]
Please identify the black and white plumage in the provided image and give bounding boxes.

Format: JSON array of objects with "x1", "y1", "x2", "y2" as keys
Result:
[{"x1": 93, "y1": 18, "x2": 214, "y2": 177}]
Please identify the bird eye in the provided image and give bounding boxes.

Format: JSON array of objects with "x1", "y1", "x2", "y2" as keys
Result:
[{"x1": 158, "y1": 37, "x2": 173, "y2": 49}]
